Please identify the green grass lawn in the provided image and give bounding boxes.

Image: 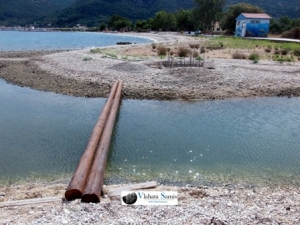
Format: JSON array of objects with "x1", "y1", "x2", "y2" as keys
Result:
[{"x1": 207, "y1": 36, "x2": 300, "y2": 51}]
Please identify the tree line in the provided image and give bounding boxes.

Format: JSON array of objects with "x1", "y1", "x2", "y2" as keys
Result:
[{"x1": 100, "y1": 1, "x2": 300, "y2": 36}]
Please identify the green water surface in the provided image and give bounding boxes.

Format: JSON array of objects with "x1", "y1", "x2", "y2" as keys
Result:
[{"x1": 1, "y1": 79, "x2": 300, "y2": 187}]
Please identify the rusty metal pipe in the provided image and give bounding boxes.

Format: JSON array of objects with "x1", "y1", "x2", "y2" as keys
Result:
[
  {"x1": 81, "y1": 81, "x2": 123, "y2": 203},
  {"x1": 65, "y1": 80, "x2": 119, "y2": 201}
]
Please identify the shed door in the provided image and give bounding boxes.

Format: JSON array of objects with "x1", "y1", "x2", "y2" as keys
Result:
[{"x1": 242, "y1": 23, "x2": 246, "y2": 37}]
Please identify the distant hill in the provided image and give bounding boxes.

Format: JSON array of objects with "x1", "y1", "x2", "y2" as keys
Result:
[
  {"x1": 42, "y1": 0, "x2": 300, "y2": 27},
  {"x1": 1, "y1": 0, "x2": 299, "y2": 27},
  {"x1": 0, "y1": 0, "x2": 76, "y2": 26},
  {"x1": 226, "y1": 0, "x2": 299, "y2": 18},
  {"x1": 41, "y1": 0, "x2": 195, "y2": 27}
]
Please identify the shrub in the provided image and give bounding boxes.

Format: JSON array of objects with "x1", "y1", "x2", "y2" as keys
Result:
[
  {"x1": 248, "y1": 53, "x2": 259, "y2": 61},
  {"x1": 281, "y1": 27, "x2": 300, "y2": 39},
  {"x1": 195, "y1": 56, "x2": 203, "y2": 61},
  {"x1": 207, "y1": 43, "x2": 221, "y2": 50},
  {"x1": 200, "y1": 46, "x2": 206, "y2": 54},
  {"x1": 232, "y1": 52, "x2": 247, "y2": 59},
  {"x1": 294, "y1": 48, "x2": 300, "y2": 56},
  {"x1": 106, "y1": 53, "x2": 117, "y2": 58},
  {"x1": 281, "y1": 49, "x2": 289, "y2": 55},
  {"x1": 189, "y1": 43, "x2": 200, "y2": 49},
  {"x1": 178, "y1": 47, "x2": 190, "y2": 57},
  {"x1": 273, "y1": 56, "x2": 294, "y2": 63},
  {"x1": 192, "y1": 51, "x2": 199, "y2": 58},
  {"x1": 83, "y1": 57, "x2": 92, "y2": 61},
  {"x1": 90, "y1": 48, "x2": 101, "y2": 54},
  {"x1": 265, "y1": 48, "x2": 272, "y2": 53},
  {"x1": 157, "y1": 45, "x2": 167, "y2": 56},
  {"x1": 152, "y1": 43, "x2": 157, "y2": 49},
  {"x1": 274, "y1": 50, "x2": 280, "y2": 55}
]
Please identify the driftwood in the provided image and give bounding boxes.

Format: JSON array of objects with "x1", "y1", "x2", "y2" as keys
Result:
[
  {"x1": 82, "y1": 81, "x2": 123, "y2": 203},
  {"x1": 65, "y1": 80, "x2": 119, "y2": 201},
  {"x1": 0, "y1": 197, "x2": 61, "y2": 208},
  {"x1": 104, "y1": 181, "x2": 158, "y2": 197}
]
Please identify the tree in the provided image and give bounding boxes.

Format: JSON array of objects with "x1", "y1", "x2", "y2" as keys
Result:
[
  {"x1": 175, "y1": 9, "x2": 195, "y2": 31},
  {"x1": 135, "y1": 20, "x2": 150, "y2": 31},
  {"x1": 107, "y1": 14, "x2": 132, "y2": 31},
  {"x1": 279, "y1": 16, "x2": 292, "y2": 31},
  {"x1": 192, "y1": 0, "x2": 225, "y2": 31},
  {"x1": 270, "y1": 16, "x2": 300, "y2": 34},
  {"x1": 269, "y1": 19, "x2": 281, "y2": 34},
  {"x1": 151, "y1": 10, "x2": 176, "y2": 31},
  {"x1": 220, "y1": 3, "x2": 264, "y2": 34},
  {"x1": 99, "y1": 23, "x2": 106, "y2": 31}
]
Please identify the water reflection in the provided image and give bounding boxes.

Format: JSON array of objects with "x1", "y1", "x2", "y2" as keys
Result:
[{"x1": 107, "y1": 98, "x2": 300, "y2": 186}]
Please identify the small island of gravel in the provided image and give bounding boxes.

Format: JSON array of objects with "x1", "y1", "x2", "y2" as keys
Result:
[{"x1": 1, "y1": 32, "x2": 300, "y2": 101}]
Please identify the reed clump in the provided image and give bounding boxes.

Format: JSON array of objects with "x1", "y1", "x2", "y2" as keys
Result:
[
  {"x1": 178, "y1": 47, "x2": 191, "y2": 57},
  {"x1": 232, "y1": 52, "x2": 247, "y2": 59}
]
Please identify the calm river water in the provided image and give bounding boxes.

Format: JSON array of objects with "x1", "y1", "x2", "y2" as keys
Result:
[{"x1": 1, "y1": 79, "x2": 300, "y2": 186}]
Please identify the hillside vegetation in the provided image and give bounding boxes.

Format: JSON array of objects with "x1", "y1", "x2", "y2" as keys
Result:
[
  {"x1": 41, "y1": 0, "x2": 195, "y2": 27},
  {"x1": 227, "y1": 0, "x2": 299, "y2": 18},
  {"x1": 0, "y1": 0, "x2": 76, "y2": 26},
  {"x1": 0, "y1": 0, "x2": 299, "y2": 27}
]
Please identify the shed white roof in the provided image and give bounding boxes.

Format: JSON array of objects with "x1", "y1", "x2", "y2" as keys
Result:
[{"x1": 241, "y1": 13, "x2": 271, "y2": 19}]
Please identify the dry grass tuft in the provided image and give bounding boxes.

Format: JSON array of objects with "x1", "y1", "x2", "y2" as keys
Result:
[
  {"x1": 178, "y1": 47, "x2": 191, "y2": 57},
  {"x1": 232, "y1": 52, "x2": 247, "y2": 59}
]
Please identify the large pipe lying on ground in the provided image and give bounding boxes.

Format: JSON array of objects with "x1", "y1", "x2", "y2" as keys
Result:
[
  {"x1": 65, "y1": 80, "x2": 119, "y2": 201},
  {"x1": 81, "y1": 81, "x2": 123, "y2": 203}
]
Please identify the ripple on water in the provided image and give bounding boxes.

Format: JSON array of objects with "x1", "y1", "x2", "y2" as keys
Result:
[{"x1": 1, "y1": 80, "x2": 300, "y2": 186}]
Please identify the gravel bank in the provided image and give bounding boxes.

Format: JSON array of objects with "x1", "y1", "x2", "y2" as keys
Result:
[
  {"x1": 1, "y1": 182, "x2": 299, "y2": 225},
  {"x1": 1, "y1": 33, "x2": 299, "y2": 100}
]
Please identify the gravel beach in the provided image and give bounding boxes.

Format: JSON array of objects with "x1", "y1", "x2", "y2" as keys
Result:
[
  {"x1": 1, "y1": 182, "x2": 300, "y2": 225},
  {"x1": 1, "y1": 32, "x2": 300, "y2": 224}
]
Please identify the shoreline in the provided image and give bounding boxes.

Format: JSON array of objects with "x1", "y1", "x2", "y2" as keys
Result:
[
  {"x1": 1, "y1": 32, "x2": 300, "y2": 101},
  {"x1": 1, "y1": 179, "x2": 300, "y2": 224}
]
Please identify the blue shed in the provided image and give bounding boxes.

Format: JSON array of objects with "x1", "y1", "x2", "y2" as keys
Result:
[{"x1": 235, "y1": 13, "x2": 271, "y2": 37}]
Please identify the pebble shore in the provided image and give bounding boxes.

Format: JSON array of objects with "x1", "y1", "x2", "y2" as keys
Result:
[{"x1": 1, "y1": 182, "x2": 300, "y2": 225}]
